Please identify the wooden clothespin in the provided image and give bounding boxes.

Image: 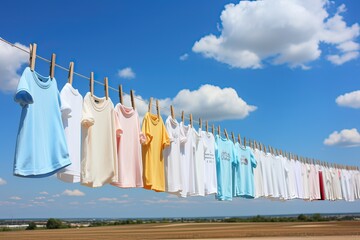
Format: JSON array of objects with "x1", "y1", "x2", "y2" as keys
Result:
[
  {"x1": 181, "y1": 111, "x2": 185, "y2": 123},
  {"x1": 224, "y1": 129, "x2": 229, "y2": 139},
  {"x1": 189, "y1": 114, "x2": 193, "y2": 127},
  {"x1": 130, "y1": 90, "x2": 136, "y2": 110},
  {"x1": 68, "y1": 62, "x2": 74, "y2": 85},
  {"x1": 231, "y1": 132, "x2": 235, "y2": 144},
  {"x1": 259, "y1": 143, "x2": 262, "y2": 152},
  {"x1": 29, "y1": 43, "x2": 37, "y2": 71},
  {"x1": 217, "y1": 126, "x2": 221, "y2": 136},
  {"x1": 243, "y1": 137, "x2": 246, "y2": 148},
  {"x1": 156, "y1": 99, "x2": 160, "y2": 118},
  {"x1": 50, "y1": 53, "x2": 56, "y2": 79},
  {"x1": 148, "y1": 97, "x2": 153, "y2": 113},
  {"x1": 170, "y1": 105, "x2": 175, "y2": 119},
  {"x1": 199, "y1": 118, "x2": 202, "y2": 129},
  {"x1": 104, "y1": 77, "x2": 109, "y2": 100},
  {"x1": 253, "y1": 140, "x2": 257, "y2": 149},
  {"x1": 90, "y1": 72, "x2": 94, "y2": 96},
  {"x1": 212, "y1": 124, "x2": 214, "y2": 135},
  {"x1": 264, "y1": 145, "x2": 267, "y2": 154},
  {"x1": 238, "y1": 134, "x2": 242, "y2": 145},
  {"x1": 118, "y1": 85, "x2": 123, "y2": 104},
  {"x1": 206, "y1": 121, "x2": 209, "y2": 133}
]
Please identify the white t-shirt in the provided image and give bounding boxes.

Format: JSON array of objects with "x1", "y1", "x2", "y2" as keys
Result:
[
  {"x1": 271, "y1": 155, "x2": 286, "y2": 199},
  {"x1": 178, "y1": 122, "x2": 194, "y2": 198},
  {"x1": 302, "y1": 163, "x2": 310, "y2": 200},
  {"x1": 190, "y1": 128, "x2": 205, "y2": 196},
  {"x1": 262, "y1": 153, "x2": 275, "y2": 198},
  {"x1": 81, "y1": 93, "x2": 119, "y2": 188},
  {"x1": 57, "y1": 83, "x2": 83, "y2": 183},
  {"x1": 293, "y1": 160, "x2": 304, "y2": 199},
  {"x1": 201, "y1": 131, "x2": 217, "y2": 195},
  {"x1": 163, "y1": 116, "x2": 182, "y2": 193},
  {"x1": 253, "y1": 149, "x2": 264, "y2": 198},
  {"x1": 111, "y1": 104, "x2": 145, "y2": 188}
]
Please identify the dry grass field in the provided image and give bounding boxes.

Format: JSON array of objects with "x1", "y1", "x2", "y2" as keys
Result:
[{"x1": 1, "y1": 221, "x2": 359, "y2": 240}]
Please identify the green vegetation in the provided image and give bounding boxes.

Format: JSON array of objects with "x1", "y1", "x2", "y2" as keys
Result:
[
  {"x1": 46, "y1": 218, "x2": 70, "y2": 229},
  {"x1": 26, "y1": 222, "x2": 37, "y2": 230}
]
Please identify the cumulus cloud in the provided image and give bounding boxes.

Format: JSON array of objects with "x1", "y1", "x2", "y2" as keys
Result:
[
  {"x1": 35, "y1": 196, "x2": 46, "y2": 200},
  {"x1": 123, "y1": 84, "x2": 256, "y2": 122},
  {"x1": 0, "y1": 40, "x2": 29, "y2": 92},
  {"x1": 179, "y1": 53, "x2": 189, "y2": 61},
  {"x1": 10, "y1": 196, "x2": 21, "y2": 200},
  {"x1": 62, "y1": 189, "x2": 85, "y2": 197},
  {"x1": 52, "y1": 194, "x2": 60, "y2": 198},
  {"x1": 336, "y1": 90, "x2": 360, "y2": 108},
  {"x1": 0, "y1": 178, "x2": 6, "y2": 185},
  {"x1": 324, "y1": 128, "x2": 360, "y2": 147},
  {"x1": 98, "y1": 197, "x2": 117, "y2": 202},
  {"x1": 193, "y1": 1, "x2": 359, "y2": 69},
  {"x1": 121, "y1": 194, "x2": 129, "y2": 198},
  {"x1": 39, "y1": 191, "x2": 48, "y2": 195},
  {"x1": 118, "y1": 67, "x2": 135, "y2": 79}
]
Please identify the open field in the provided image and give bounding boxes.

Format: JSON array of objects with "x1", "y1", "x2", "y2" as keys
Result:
[{"x1": 1, "y1": 221, "x2": 360, "y2": 239}]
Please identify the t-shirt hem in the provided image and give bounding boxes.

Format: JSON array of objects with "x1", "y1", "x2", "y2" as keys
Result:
[
  {"x1": 14, "y1": 160, "x2": 71, "y2": 177},
  {"x1": 111, "y1": 182, "x2": 144, "y2": 188}
]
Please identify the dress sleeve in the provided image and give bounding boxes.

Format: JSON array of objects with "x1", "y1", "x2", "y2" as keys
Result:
[
  {"x1": 81, "y1": 98, "x2": 94, "y2": 128},
  {"x1": 14, "y1": 67, "x2": 33, "y2": 107}
]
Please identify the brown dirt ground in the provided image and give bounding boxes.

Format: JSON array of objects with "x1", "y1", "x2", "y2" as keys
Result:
[{"x1": 0, "y1": 221, "x2": 359, "y2": 240}]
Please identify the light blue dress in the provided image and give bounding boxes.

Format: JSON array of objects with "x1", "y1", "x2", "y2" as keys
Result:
[{"x1": 14, "y1": 67, "x2": 71, "y2": 177}]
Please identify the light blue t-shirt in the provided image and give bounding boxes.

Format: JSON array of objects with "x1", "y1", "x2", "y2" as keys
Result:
[
  {"x1": 215, "y1": 135, "x2": 237, "y2": 201},
  {"x1": 233, "y1": 143, "x2": 257, "y2": 198},
  {"x1": 13, "y1": 67, "x2": 71, "y2": 177}
]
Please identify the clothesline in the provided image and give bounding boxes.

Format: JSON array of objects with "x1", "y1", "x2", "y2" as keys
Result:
[{"x1": 1, "y1": 37, "x2": 358, "y2": 171}]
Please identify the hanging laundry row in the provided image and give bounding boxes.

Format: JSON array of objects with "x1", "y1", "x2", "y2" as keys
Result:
[{"x1": 12, "y1": 43, "x2": 360, "y2": 203}]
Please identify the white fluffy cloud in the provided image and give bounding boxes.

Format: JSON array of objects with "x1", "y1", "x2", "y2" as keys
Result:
[
  {"x1": 123, "y1": 84, "x2": 256, "y2": 122},
  {"x1": 193, "y1": 1, "x2": 359, "y2": 69},
  {"x1": 118, "y1": 67, "x2": 136, "y2": 79},
  {"x1": 0, "y1": 178, "x2": 6, "y2": 185},
  {"x1": 336, "y1": 90, "x2": 360, "y2": 109},
  {"x1": 39, "y1": 191, "x2": 49, "y2": 195},
  {"x1": 324, "y1": 128, "x2": 360, "y2": 147},
  {"x1": 35, "y1": 196, "x2": 46, "y2": 200},
  {"x1": 0, "y1": 40, "x2": 28, "y2": 92},
  {"x1": 10, "y1": 196, "x2": 21, "y2": 200},
  {"x1": 62, "y1": 189, "x2": 85, "y2": 197},
  {"x1": 98, "y1": 197, "x2": 117, "y2": 202}
]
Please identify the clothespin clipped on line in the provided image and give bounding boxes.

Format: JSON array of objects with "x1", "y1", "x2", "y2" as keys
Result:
[
  {"x1": 199, "y1": 118, "x2": 202, "y2": 129},
  {"x1": 243, "y1": 137, "x2": 246, "y2": 148},
  {"x1": 181, "y1": 111, "x2": 185, "y2": 123},
  {"x1": 156, "y1": 100, "x2": 160, "y2": 118},
  {"x1": 50, "y1": 53, "x2": 56, "y2": 79},
  {"x1": 148, "y1": 97, "x2": 153, "y2": 113},
  {"x1": 90, "y1": 72, "x2": 94, "y2": 96},
  {"x1": 118, "y1": 85, "x2": 124, "y2": 104},
  {"x1": 170, "y1": 105, "x2": 175, "y2": 119},
  {"x1": 189, "y1": 114, "x2": 193, "y2": 127},
  {"x1": 212, "y1": 124, "x2": 214, "y2": 135},
  {"x1": 231, "y1": 132, "x2": 235, "y2": 144},
  {"x1": 238, "y1": 134, "x2": 241, "y2": 145},
  {"x1": 104, "y1": 77, "x2": 109, "y2": 100},
  {"x1": 29, "y1": 43, "x2": 37, "y2": 71},
  {"x1": 130, "y1": 90, "x2": 136, "y2": 110},
  {"x1": 224, "y1": 129, "x2": 229, "y2": 140},
  {"x1": 217, "y1": 126, "x2": 220, "y2": 136},
  {"x1": 68, "y1": 62, "x2": 74, "y2": 85},
  {"x1": 206, "y1": 121, "x2": 208, "y2": 133}
]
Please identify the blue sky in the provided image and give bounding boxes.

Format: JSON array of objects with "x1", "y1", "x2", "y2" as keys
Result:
[{"x1": 0, "y1": 0, "x2": 360, "y2": 218}]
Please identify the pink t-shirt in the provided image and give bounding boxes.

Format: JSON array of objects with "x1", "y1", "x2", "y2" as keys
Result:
[{"x1": 111, "y1": 104, "x2": 145, "y2": 188}]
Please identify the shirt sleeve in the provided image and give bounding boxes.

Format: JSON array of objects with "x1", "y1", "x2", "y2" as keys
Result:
[
  {"x1": 232, "y1": 144, "x2": 238, "y2": 166},
  {"x1": 113, "y1": 109, "x2": 122, "y2": 137},
  {"x1": 60, "y1": 91, "x2": 72, "y2": 119},
  {"x1": 81, "y1": 98, "x2": 94, "y2": 128},
  {"x1": 141, "y1": 114, "x2": 153, "y2": 145},
  {"x1": 250, "y1": 151, "x2": 257, "y2": 168},
  {"x1": 14, "y1": 67, "x2": 33, "y2": 107},
  {"x1": 161, "y1": 121, "x2": 171, "y2": 149}
]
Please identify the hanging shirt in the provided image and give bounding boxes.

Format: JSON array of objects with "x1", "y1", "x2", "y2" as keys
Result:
[
  {"x1": 163, "y1": 116, "x2": 182, "y2": 193},
  {"x1": 294, "y1": 160, "x2": 304, "y2": 199},
  {"x1": 14, "y1": 67, "x2": 71, "y2": 177},
  {"x1": 233, "y1": 144, "x2": 257, "y2": 198},
  {"x1": 262, "y1": 153, "x2": 275, "y2": 198},
  {"x1": 57, "y1": 83, "x2": 83, "y2": 183},
  {"x1": 302, "y1": 163, "x2": 310, "y2": 200},
  {"x1": 178, "y1": 122, "x2": 194, "y2": 198},
  {"x1": 215, "y1": 135, "x2": 237, "y2": 201},
  {"x1": 201, "y1": 131, "x2": 217, "y2": 195},
  {"x1": 111, "y1": 104, "x2": 145, "y2": 188},
  {"x1": 253, "y1": 149, "x2": 264, "y2": 198},
  {"x1": 190, "y1": 128, "x2": 205, "y2": 196},
  {"x1": 141, "y1": 112, "x2": 170, "y2": 192},
  {"x1": 81, "y1": 93, "x2": 119, "y2": 188}
]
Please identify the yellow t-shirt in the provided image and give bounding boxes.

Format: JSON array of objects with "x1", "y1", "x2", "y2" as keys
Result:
[{"x1": 142, "y1": 112, "x2": 170, "y2": 192}]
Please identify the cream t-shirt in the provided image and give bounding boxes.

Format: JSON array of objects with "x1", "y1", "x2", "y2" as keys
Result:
[{"x1": 81, "y1": 93, "x2": 119, "y2": 188}]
